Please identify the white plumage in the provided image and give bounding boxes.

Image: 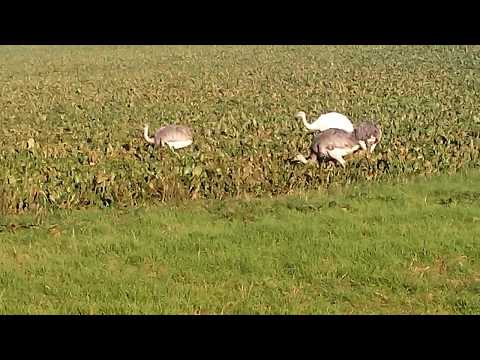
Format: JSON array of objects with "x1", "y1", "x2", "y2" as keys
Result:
[{"x1": 295, "y1": 111, "x2": 354, "y2": 133}]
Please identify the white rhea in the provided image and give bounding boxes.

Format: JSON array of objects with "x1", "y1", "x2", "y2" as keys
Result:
[
  {"x1": 143, "y1": 124, "x2": 193, "y2": 150},
  {"x1": 295, "y1": 111, "x2": 354, "y2": 133}
]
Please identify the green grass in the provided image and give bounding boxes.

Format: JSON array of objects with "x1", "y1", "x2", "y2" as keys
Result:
[{"x1": 1, "y1": 169, "x2": 479, "y2": 314}]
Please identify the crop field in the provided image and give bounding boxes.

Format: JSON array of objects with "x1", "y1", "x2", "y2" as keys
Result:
[
  {"x1": 1, "y1": 45, "x2": 479, "y2": 214},
  {"x1": 0, "y1": 45, "x2": 479, "y2": 314}
]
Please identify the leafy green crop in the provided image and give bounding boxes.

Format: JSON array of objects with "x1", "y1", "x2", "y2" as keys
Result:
[{"x1": 1, "y1": 45, "x2": 479, "y2": 215}]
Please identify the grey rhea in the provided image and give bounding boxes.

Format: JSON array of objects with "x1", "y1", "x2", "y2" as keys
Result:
[
  {"x1": 293, "y1": 127, "x2": 369, "y2": 167},
  {"x1": 143, "y1": 124, "x2": 193, "y2": 149}
]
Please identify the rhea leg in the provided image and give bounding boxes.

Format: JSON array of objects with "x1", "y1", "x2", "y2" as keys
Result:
[
  {"x1": 293, "y1": 154, "x2": 309, "y2": 164},
  {"x1": 293, "y1": 151, "x2": 317, "y2": 165},
  {"x1": 359, "y1": 140, "x2": 367, "y2": 151},
  {"x1": 326, "y1": 149, "x2": 347, "y2": 167}
]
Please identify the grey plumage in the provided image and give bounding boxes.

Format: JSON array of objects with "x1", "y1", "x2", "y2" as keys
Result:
[
  {"x1": 353, "y1": 122, "x2": 382, "y2": 152},
  {"x1": 294, "y1": 121, "x2": 382, "y2": 167},
  {"x1": 312, "y1": 128, "x2": 359, "y2": 153},
  {"x1": 310, "y1": 121, "x2": 382, "y2": 152},
  {"x1": 293, "y1": 128, "x2": 362, "y2": 167},
  {"x1": 143, "y1": 124, "x2": 193, "y2": 149}
]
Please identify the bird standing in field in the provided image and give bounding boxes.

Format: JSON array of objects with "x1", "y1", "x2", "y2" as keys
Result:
[
  {"x1": 295, "y1": 111, "x2": 382, "y2": 153},
  {"x1": 295, "y1": 110, "x2": 354, "y2": 133},
  {"x1": 143, "y1": 124, "x2": 193, "y2": 149},
  {"x1": 293, "y1": 128, "x2": 365, "y2": 167}
]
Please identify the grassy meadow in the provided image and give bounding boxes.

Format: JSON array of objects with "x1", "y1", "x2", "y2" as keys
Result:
[
  {"x1": 0, "y1": 45, "x2": 479, "y2": 314},
  {"x1": 0, "y1": 170, "x2": 479, "y2": 314}
]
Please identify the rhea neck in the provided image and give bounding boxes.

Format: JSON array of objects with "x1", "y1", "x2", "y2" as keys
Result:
[
  {"x1": 143, "y1": 124, "x2": 155, "y2": 144},
  {"x1": 299, "y1": 113, "x2": 311, "y2": 129}
]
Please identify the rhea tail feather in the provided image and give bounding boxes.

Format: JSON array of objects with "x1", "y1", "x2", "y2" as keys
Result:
[{"x1": 143, "y1": 124, "x2": 155, "y2": 144}]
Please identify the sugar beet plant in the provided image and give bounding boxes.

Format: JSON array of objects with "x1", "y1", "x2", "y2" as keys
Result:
[{"x1": 1, "y1": 45, "x2": 479, "y2": 214}]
